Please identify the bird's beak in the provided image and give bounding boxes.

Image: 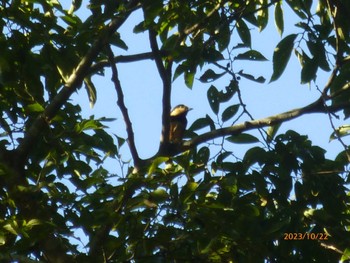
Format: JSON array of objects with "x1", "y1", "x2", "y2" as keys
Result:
[{"x1": 187, "y1": 108, "x2": 193, "y2": 112}]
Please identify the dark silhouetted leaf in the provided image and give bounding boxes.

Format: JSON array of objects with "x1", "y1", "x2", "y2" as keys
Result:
[
  {"x1": 207, "y1": 85, "x2": 220, "y2": 114},
  {"x1": 199, "y1": 69, "x2": 226, "y2": 83},
  {"x1": 270, "y1": 34, "x2": 297, "y2": 82},
  {"x1": 235, "y1": 50, "x2": 268, "y2": 61},
  {"x1": 226, "y1": 133, "x2": 259, "y2": 144},
  {"x1": 222, "y1": 104, "x2": 240, "y2": 122}
]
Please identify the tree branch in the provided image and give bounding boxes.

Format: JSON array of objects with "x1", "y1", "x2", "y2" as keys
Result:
[
  {"x1": 182, "y1": 97, "x2": 350, "y2": 151},
  {"x1": 148, "y1": 28, "x2": 172, "y2": 153},
  {"x1": 106, "y1": 45, "x2": 141, "y2": 168},
  {"x1": 88, "y1": 52, "x2": 155, "y2": 74},
  {"x1": 14, "y1": 0, "x2": 140, "y2": 166}
]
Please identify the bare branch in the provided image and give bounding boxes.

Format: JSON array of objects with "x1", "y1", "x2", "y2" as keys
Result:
[
  {"x1": 89, "y1": 52, "x2": 155, "y2": 74},
  {"x1": 106, "y1": 45, "x2": 141, "y2": 168},
  {"x1": 148, "y1": 29, "x2": 172, "y2": 152}
]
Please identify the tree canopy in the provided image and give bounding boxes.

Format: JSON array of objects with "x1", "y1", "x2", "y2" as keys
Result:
[{"x1": 1, "y1": 0, "x2": 350, "y2": 262}]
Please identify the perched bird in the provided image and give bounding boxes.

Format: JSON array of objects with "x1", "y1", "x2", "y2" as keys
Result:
[{"x1": 169, "y1": 104, "x2": 192, "y2": 144}]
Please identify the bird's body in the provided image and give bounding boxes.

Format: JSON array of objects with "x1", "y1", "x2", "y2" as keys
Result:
[{"x1": 169, "y1": 104, "x2": 191, "y2": 144}]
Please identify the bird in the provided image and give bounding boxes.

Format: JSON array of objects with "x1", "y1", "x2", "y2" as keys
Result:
[{"x1": 169, "y1": 104, "x2": 192, "y2": 144}]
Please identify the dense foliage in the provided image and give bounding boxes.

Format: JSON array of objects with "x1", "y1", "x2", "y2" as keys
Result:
[{"x1": 0, "y1": 0, "x2": 350, "y2": 262}]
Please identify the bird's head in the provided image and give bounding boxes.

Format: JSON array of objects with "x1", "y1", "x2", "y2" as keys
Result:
[{"x1": 170, "y1": 104, "x2": 192, "y2": 117}]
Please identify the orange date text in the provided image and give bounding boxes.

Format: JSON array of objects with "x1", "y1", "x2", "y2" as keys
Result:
[{"x1": 283, "y1": 232, "x2": 329, "y2": 241}]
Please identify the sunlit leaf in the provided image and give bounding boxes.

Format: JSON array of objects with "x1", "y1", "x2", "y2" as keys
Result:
[
  {"x1": 25, "y1": 219, "x2": 41, "y2": 228},
  {"x1": 341, "y1": 248, "x2": 350, "y2": 262},
  {"x1": 26, "y1": 103, "x2": 44, "y2": 113},
  {"x1": 84, "y1": 77, "x2": 97, "y2": 108},
  {"x1": 257, "y1": 0, "x2": 268, "y2": 31},
  {"x1": 185, "y1": 70, "x2": 195, "y2": 88},
  {"x1": 330, "y1": 125, "x2": 350, "y2": 141},
  {"x1": 149, "y1": 188, "x2": 169, "y2": 203},
  {"x1": 148, "y1": 156, "x2": 169, "y2": 175},
  {"x1": 74, "y1": 119, "x2": 102, "y2": 134},
  {"x1": 274, "y1": 1, "x2": 284, "y2": 36}
]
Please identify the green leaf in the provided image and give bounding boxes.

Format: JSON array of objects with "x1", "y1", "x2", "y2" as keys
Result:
[
  {"x1": 341, "y1": 248, "x2": 350, "y2": 262},
  {"x1": 216, "y1": 151, "x2": 232, "y2": 163},
  {"x1": 329, "y1": 63, "x2": 350, "y2": 99},
  {"x1": 221, "y1": 104, "x2": 240, "y2": 122},
  {"x1": 243, "y1": 146, "x2": 267, "y2": 166},
  {"x1": 115, "y1": 135, "x2": 126, "y2": 148},
  {"x1": 235, "y1": 50, "x2": 268, "y2": 61},
  {"x1": 173, "y1": 64, "x2": 185, "y2": 80},
  {"x1": 237, "y1": 70, "x2": 266, "y2": 83},
  {"x1": 267, "y1": 123, "x2": 281, "y2": 142},
  {"x1": 185, "y1": 70, "x2": 195, "y2": 88},
  {"x1": 270, "y1": 34, "x2": 297, "y2": 82},
  {"x1": 189, "y1": 116, "x2": 215, "y2": 131},
  {"x1": 161, "y1": 34, "x2": 180, "y2": 52},
  {"x1": 150, "y1": 188, "x2": 169, "y2": 203},
  {"x1": 148, "y1": 156, "x2": 169, "y2": 175},
  {"x1": 330, "y1": 125, "x2": 350, "y2": 141},
  {"x1": 274, "y1": 1, "x2": 284, "y2": 36},
  {"x1": 236, "y1": 19, "x2": 251, "y2": 47},
  {"x1": 4, "y1": 221, "x2": 19, "y2": 235},
  {"x1": 133, "y1": 21, "x2": 146, "y2": 33},
  {"x1": 110, "y1": 32, "x2": 128, "y2": 51},
  {"x1": 207, "y1": 85, "x2": 220, "y2": 114},
  {"x1": 301, "y1": 56, "x2": 318, "y2": 84},
  {"x1": 285, "y1": 0, "x2": 308, "y2": 19},
  {"x1": 74, "y1": 119, "x2": 103, "y2": 134},
  {"x1": 199, "y1": 69, "x2": 226, "y2": 83},
  {"x1": 306, "y1": 40, "x2": 330, "y2": 72},
  {"x1": 194, "y1": 146, "x2": 210, "y2": 164},
  {"x1": 217, "y1": 23, "x2": 231, "y2": 51},
  {"x1": 26, "y1": 103, "x2": 44, "y2": 113},
  {"x1": 179, "y1": 181, "x2": 198, "y2": 204},
  {"x1": 226, "y1": 133, "x2": 259, "y2": 144},
  {"x1": 84, "y1": 77, "x2": 97, "y2": 108},
  {"x1": 202, "y1": 48, "x2": 224, "y2": 62},
  {"x1": 25, "y1": 219, "x2": 41, "y2": 228},
  {"x1": 60, "y1": 14, "x2": 82, "y2": 26},
  {"x1": 257, "y1": 0, "x2": 268, "y2": 31}
]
